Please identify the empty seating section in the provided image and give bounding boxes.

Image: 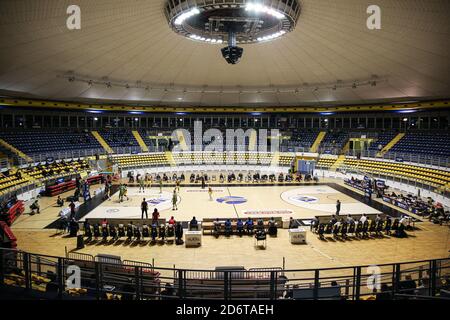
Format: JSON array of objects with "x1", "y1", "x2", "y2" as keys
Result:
[
  {"x1": 389, "y1": 132, "x2": 450, "y2": 157},
  {"x1": 98, "y1": 129, "x2": 139, "y2": 151},
  {"x1": 114, "y1": 153, "x2": 169, "y2": 168},
  {"x1": 284, "y1": 129, "x2": 319, "y2": 150},
  {"x1": 0, "y1": 130, "x2": 102, "y2": 156},
  {"x1": 24, "y1": 159, "x2": 90, "y2": 180},
  {"x1": 368, "y1": 131, "x2": 397, "y2": 152},
  {"x1": 278, "y1": 155, "x2": 294, "y2": 166},
  {"x1": 1, "y1": 129, "x2": 448, "y2": 194},
  {"x1": 316, "y1": 157, "x2": 336, "y2": 169},
  {"x1": 319, "y1": 131, "x2": 349, "y2": 151},
  {"x1": 1, "y1": 129, "x2": 448, "y2": 159},
  {"x1": 0, "y1": 160, "x2": 90, "y2": 195},
  {"x1": 136, "y1": 129, "x2": 154, "y2": 148},
  {"x1": 113, "y1": 152, "x2": 294, "y2": 168},
  {"x1": 342, "y1": 158, "x2": 450, "y2": 187},
  {"x1": 0, "y1": 169, "x2": 29, "y2": 193}
]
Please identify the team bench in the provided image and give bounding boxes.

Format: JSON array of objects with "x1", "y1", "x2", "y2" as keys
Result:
[
  {"x1": 80, "y1": 218, "x2": 167, "y2": 230},
  {"x1": 315, "y1": 213, "x2": 387, "y2": 225},
  {"x1": 201, "y1": 217, "x2": 283, "y2": 235}
]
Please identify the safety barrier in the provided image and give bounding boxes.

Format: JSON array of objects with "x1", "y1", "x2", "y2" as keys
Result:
[{"x1": 1, "y1": 248, "x2": 449, "y2": 300}]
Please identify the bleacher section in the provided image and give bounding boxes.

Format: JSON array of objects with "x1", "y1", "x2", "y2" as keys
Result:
[
  {"x1": 113, "y1": 152, "x2": 290, "y2": 168},
  {"x1": 97, "y1": 129, "x2": 138, "y2": 152},
  {"x1": 316, "y1": 157, "x2": 336, "y2": 169},
  {"x1": 0, "y1": 138, "x2": 33, "y2": 162},
  {"x1": 1, "y1": 129, "x2": 448, "y2": 160},
  {"x1": 278, "y1": 154, "x2": 294, "y2": 167},
  {"x1": 24, "y1": 159, "x2": 90, "y2": 181},
  {"x1": 389, "y1": 132, "x2": 450, "y2": 158},
  {"x1": 0, "y1": 160, "x2": 91, "y2": 196},
  {"x1": 377, "y1": 133, "x2": 405, "y2": 156},
  {"x1": 136, "y1": 129, "x2": 154, "y2": 148},
  {"x1": 114, "y1": 153, "x2": 169, "y2": 168},
  {"x1": 283, "y1": 129, "x2": 319, "y2": 150},
  {"x1": 0, "y1": 130, "x2": 102, "y2": 157},
  {"x1": 132, "y1": 131, "x2": 149, "y2": 152},
  {"x1": 341, "y1": 158, "x2": 450, "y2": 187},
  {"x1": 317, "y1": 156, "x2": 450, "y2": 188},
  {"x1": 0, "y1": 129, "x2": 448, "y2": 197},
  {"x1": 0, "y1": 169, "x2": 29, "y2": 193},
  {"x1": 319, "y1": 131, "x2": 349, "y2": 153},
  {"x1": 368, "y1": 131, "x2": 397, "y2": 152}
]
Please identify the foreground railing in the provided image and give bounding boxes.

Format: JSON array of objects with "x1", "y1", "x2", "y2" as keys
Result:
[{"x1": 0, "y1": 248, "x2": 449, "y2": 300}]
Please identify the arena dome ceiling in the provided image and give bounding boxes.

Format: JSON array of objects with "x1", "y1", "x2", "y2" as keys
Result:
[{"x1": 0, "y1": 0, "x2": 449, "y2": 108}]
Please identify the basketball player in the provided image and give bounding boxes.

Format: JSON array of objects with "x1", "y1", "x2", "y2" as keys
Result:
[
  {"x1": 159, "y1": 179, "x2": 163, "y2": 194},
  {"x1": 123, "y1": 184, "x2": 129, "y2": 201},
  {"x1": 118, "y1": 184, "x2": 124, "y2": 203},
  {"x1": 172, "y1": 189, "x2": 178, "y2": 210},
  {"x1": 176, "y1": 179, "x2": 180, "y2": 192},
  {"x1": 208, "y1": 186, "x2": 213, "y2": 201},
  {"x1": 139, "y1": 175, "x2": 145, "y2": 193},
  {"x1": 148, "y1": 174, "x2": 153, "y2": 189}
]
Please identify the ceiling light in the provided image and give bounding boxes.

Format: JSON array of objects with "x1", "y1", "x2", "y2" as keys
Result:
[
  {"x1": 245, "y1": 3, "x2": 285, "y2": 19},
  {"x1": 175, "y1": 8, "x2": 200, "y2": 25}
]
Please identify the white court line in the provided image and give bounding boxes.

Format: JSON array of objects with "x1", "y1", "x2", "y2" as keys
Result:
[{"x1": 310, "y1": 245, "x2": 336, "y2": 262}]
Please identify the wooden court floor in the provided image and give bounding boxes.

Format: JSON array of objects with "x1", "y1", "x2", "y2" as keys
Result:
[
  {"x1": 10, "y1": 179, "x2": 450, "y2": 271},
  {"x1": 79, "y1": 183, "x2": 378, "y2": 222}
]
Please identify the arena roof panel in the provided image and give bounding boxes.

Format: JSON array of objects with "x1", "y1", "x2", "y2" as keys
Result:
[{"x1": 0, "y1": 0, "x2": 448, "y2": 107}]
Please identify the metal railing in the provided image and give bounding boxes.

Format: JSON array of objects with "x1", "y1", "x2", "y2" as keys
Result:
[{"x1": 0, "y1": 248, "x2": 449, "y2": 300}]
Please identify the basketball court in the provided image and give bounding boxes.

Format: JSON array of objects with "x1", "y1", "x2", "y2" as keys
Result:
[{"x1": 80, "y1": 184, "x2": 380, "y2": 222}]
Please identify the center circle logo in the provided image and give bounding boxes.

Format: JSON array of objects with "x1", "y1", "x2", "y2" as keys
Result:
[
  {"x1": 106, "y1": 209, "x2": 120, "y2": 214},
  {"x1": 147, "y1": 197, "x2": 169, "y2": 205},
  {"x1": 216, "y1": 196, "x2": 247, "y2": 205},
  {"x1": 288, "y1": 195, "x2": 318, "y2": 203}
]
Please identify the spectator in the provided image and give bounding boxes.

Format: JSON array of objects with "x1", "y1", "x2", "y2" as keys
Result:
[
  {"x1": 399, "y1": 274, "x2": 416, "y2": 295},
  {"x1": 376, "y1": 284, "x2": 392, "y2": 300}
]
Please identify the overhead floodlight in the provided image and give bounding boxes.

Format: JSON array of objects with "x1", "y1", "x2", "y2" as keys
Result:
[
  {"x1": 174, "y1": 7, "x2": 200, "y2": 25},
  {"x1": 166, "y1": 0, "x2": 300, "y2": 62},
  {"x1": 245, "y1": 3, "x2": 285, "y2": 19}
]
